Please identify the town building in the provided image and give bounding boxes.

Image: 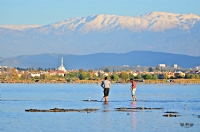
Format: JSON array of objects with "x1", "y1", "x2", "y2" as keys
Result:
[
  {"x1": 174, "y1": 71, "x2": 185, "y2": 78},
  {"x1": 158, "y1": 64, "x2": 166, "y2": 67},
  {"x1": 30, "y1": 73, "x2": 41, "y2": 78},
  {"x1": 174, "y1": 64, "x2": 178, "y2": 68},
  {"x1": 49, "y1": 57, "x2": 66, "y2": 77},
  {"x1": 49, "y1": 70, "x2": 65, "y2": 77}
]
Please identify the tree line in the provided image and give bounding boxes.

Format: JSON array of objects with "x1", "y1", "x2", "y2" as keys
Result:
[{"x1": 0, "y1": 67, "x2": 199, "y2": 82}]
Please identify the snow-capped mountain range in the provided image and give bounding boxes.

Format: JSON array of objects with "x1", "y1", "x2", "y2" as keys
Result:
[
  {"x1": 3, "y1": 12, "x2": 199, "y2": 32},
  {"x1": 40, "y1": 12, "x2": 200, "y2": 32},
  {"x1": 1, "y1": 12, "x2": 200, "y2": 57}
]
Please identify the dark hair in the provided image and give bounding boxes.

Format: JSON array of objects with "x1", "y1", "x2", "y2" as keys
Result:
[
  {"x1": 130, "y1": 78, "x2": 133, "y2": 80},
  {"x1": 104, "y1": 77, "x2": 107, "y2": 80}
]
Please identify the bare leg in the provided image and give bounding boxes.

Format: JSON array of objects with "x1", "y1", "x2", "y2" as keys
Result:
[
  {"x1": 132, "y1": 95, "x2": 137, "y2": 101},
  {"x1": 105, "y1": 96, "x2": 108, "y2": 102},
  {"x1": 134, "y1": 95, "x2": 137, "y2": 101},
  {"x1": 132, "y1": 96, "x2": 135, "y2": 101}
]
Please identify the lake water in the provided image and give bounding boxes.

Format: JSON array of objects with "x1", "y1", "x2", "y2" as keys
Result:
[{"x1": 1, "y1": 83, "x2": 200, "y2": 132}]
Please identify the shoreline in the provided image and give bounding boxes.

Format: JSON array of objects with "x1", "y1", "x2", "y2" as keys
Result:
[{"x1": 1, "y1": 79, "x2": 200, "y2": 84}]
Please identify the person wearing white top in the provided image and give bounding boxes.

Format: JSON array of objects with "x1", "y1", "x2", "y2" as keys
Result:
[{"x1": 101, "y1": 76, "x2": 111, "y2": 102}]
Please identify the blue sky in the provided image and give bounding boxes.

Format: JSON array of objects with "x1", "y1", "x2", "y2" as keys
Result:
[{"x1": 1, "y1": 0, "x2": 200, "y2": 25}]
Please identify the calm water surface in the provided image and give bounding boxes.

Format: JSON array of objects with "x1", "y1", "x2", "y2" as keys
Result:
[{"x1": 1, "y1": 83, "x2": 200, "y2": 132}]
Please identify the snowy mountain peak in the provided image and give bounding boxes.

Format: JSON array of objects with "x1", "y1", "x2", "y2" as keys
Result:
[
  {"x1": 142, "y1": 12, "x2": 200, "y2": 19},
  {"x1": 43, "y1": 12, "x2": 200, "y2": 33},
  {"x1": 3, "y1": 12, "x2": 200, "y2": 32}
]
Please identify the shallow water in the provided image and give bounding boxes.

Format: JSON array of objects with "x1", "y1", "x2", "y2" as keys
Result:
[{"x1": 1, "y1": 83, "x2": 200, "y2": 132}]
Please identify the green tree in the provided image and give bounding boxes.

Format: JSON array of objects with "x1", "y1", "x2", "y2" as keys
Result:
[
  {"x1": 110, "y1": 74, "x2": 119, "y2": 81},
  {"x1": 148, "y1": 67, "x2": 154, "y2": 72},
  {"x1": 184, "y1": 74, "x2": 192, "y2": 79},
  {"x1": 120, "y1": 71, "x2": 129, "y2": 81},
  {"x1": 21, "y1": 72, "x2": 29, "y2": 80},
  {"x1": 164, "y1": 73, "x2": 168, "y2": 79},
  {"x1": 126, "y1": 69, "x2": 131, "y2": 72},
  {"x1": 155, "y1": 66, "x2": 160, "y2": 71},
  {"x1": 9, "y1": 68, "x2": 18, "y2": 78},
  {"x1": 79, "y1": 72, "x2": 87, "y2": 80},
  {"x1": 88, "y1": 72, "x2": 94, "y2": 79},
  {"x1": 152, "y1": 74, "x2": 158, "y2": 80},
  {"x1": 194, "y1": 74, "x2": 199, "y2": 79},
  {"x1": 144, "y1": 74, "x2": 152, "y2": 80},
  {"x1": 88, "y1": 69, "x2": 93, "y2": 73},
  {"x1": 135, "y1": 74, "x2": 142, "y2": 79},
  {"x1": 191, "y1": 74, "x2": 196, "y2": 79},
  {"x1": 66, "y1": 72, "x2": 78, "y2": 78},
  {"x1": 103, "y1": 67, "x2": 109, "y2": 73},
  {"x1": 40, "y1": 74, "x2": 46, "y2": 79},
  {"x1": 129, "y1": 73, "x2": 135, "y2": 79},
  {"x1": 79, "y1": 68, "x2": 84, "y2": 73}
]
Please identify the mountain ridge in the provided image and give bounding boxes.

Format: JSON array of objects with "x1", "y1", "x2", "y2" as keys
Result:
[{"x1": 0, "y1": 51, "x2": 199, "y2": 69}]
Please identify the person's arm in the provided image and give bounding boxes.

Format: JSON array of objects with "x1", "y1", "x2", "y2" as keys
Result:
[{"x1": 101, "y1": 81, "x2": 104, "y2": 89}]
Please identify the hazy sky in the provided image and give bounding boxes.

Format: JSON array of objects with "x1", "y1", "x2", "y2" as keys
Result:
[{"x1": 1, "y1": 0, "x2": 200, "y2": 25}]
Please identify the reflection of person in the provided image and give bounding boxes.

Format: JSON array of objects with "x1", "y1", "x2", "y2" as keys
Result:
[
  {"x1": 130, "y1": 78, "x2": 137, "y2": 101},
  {"x1": 131, "y1": 101, "x2": 137, "y2": 130},
  {"x1": 101, "y1": 77, "x2": 111, "y2": 102}
]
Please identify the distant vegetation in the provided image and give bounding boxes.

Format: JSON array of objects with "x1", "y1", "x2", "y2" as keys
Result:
[{"x1": 0, "y1": 67, "x2": 199, "y2": 84}]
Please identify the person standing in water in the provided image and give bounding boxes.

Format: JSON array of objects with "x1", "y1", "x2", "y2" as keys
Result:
[
  {"x1": 101, "y1": 77, "x2": 111, "y2": 102},
  {"x1": 130, "y1": 78, "x2": 137, "y2": 101}
]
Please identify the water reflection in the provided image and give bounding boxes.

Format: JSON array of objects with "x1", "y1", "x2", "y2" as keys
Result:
[
  {"x1": 102, "y1": 101, "x2": 110, "y2": 129},
  {"x1": 180, "y1": 123, "x2": 194, "y2": 128},
  {"x1": 131, "y1": 101, "x2": 137, "y2": 130},
  {"x1": 103, "y1": 101, "x2": 109, "y2": 112},
  {"x1": 104, "y1": 101, "x2": 109, "y2": 105}
]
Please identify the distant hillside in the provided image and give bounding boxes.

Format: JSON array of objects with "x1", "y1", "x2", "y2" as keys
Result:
[
  {"x1": 0, "y1": 51, "x2": 199, "y2": 69},
  {"x1": 1, "y1": 12, "x2": 200, "y2": 57}
]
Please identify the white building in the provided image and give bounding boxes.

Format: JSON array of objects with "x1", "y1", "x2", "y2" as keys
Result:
[
  {"x1": 174, "y1": 64, "x2": 178, "y2": 68},
  {"x1": 30, "y1": 73, "x2": 40, "y2": 77},
  {"x1": 57, "y1": 57, "x2": 66, "y2": 71},
  {"x1": 158, "y1": 64, "x2": 166, "y2": 67}
]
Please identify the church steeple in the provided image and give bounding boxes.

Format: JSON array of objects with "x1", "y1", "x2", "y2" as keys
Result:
[
  {"x1": 61, "y1": 57, "x2": 63, "y2": 66},
  {"x1": 58, "y1": 56, "x2": 66, "y2": 71}
]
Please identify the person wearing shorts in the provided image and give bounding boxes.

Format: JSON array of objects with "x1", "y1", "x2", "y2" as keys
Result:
[
  {"x1": 130, "y1": 78, "x2": 137, "y2": 101},
  {"x1": 101, "y1": 77, "x2": 111, "y2": 102}
]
